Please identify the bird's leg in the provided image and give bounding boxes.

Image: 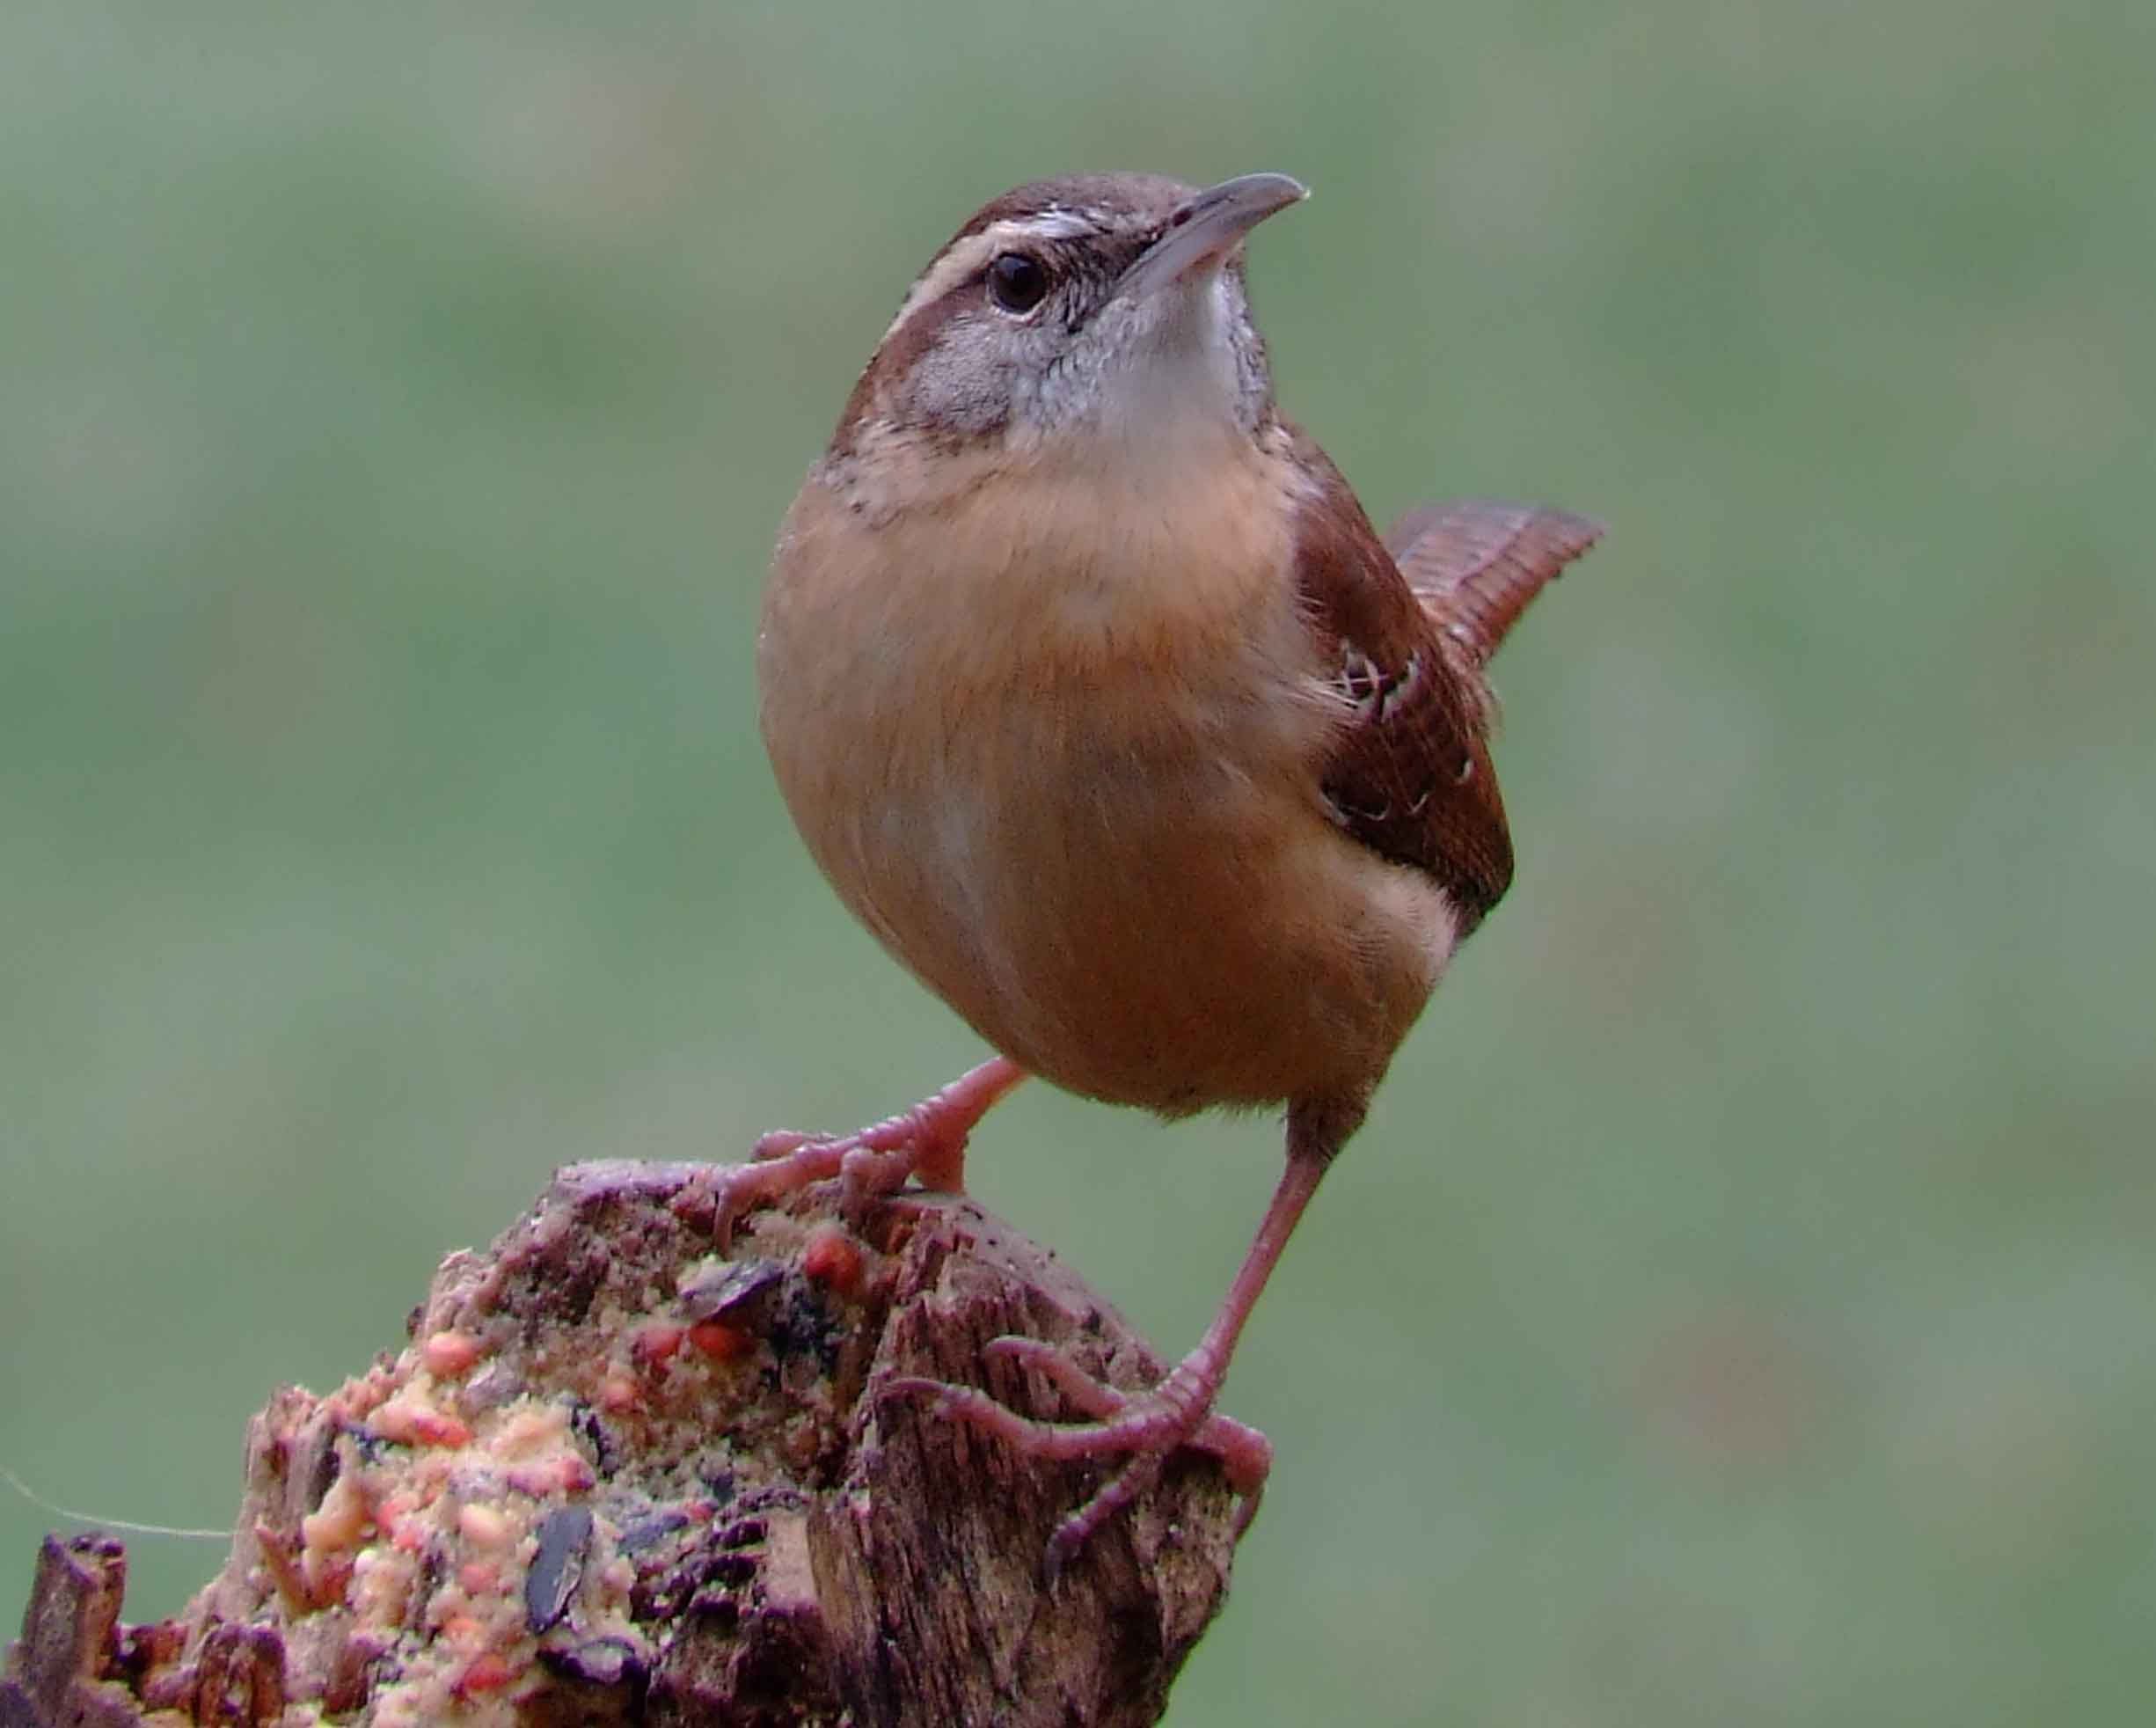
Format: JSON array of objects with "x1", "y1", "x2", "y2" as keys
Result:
[
  {"x1": 717, "y1": 1056, "x2": 1027, "y2": 1242},
  {"x1": 979, "y1": 1336, "x2": 1275, "y2": 1536},
  {"x1": 886, "y1": 1095, "x2": 1356, "y2": 1575}
]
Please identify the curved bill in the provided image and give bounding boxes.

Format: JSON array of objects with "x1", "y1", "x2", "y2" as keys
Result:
[{"x1": 1112, "y1": 172, "x2": 1310, "y2": 305}]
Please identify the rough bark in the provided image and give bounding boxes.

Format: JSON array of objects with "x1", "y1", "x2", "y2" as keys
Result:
[{"x1": 4, "y1": 1161, "x2": 1245, "y2": 1726}]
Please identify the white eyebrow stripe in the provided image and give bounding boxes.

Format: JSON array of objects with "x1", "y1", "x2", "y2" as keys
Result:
[
  {"x1": 1005, "y1": 209, "x2": 1097, "y2": 240},
  {"x1": 880, "y1": 210, "x2": 1103, "y2": 337}
]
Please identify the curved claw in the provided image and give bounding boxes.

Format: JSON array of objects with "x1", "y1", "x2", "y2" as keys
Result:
[
  {"x1": 979, "y1": 1336, "x2": 1270, "y2": 1489},
  {"x1": 751, "y1": 1127, "x2": 823, "y2": 1161},
  {"x1": 881, "y1": 1333, "x2": 1272, "y2": 1572}
]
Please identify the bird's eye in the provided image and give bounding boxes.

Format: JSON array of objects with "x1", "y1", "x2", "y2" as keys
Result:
[{"x1": 985, "y1": 252, "x2": 1049, "y2": 316}]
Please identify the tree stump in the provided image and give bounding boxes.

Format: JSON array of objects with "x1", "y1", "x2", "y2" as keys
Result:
[{"x1": 3, "y1": 1161, "x2": 1247, "y2": 1726}]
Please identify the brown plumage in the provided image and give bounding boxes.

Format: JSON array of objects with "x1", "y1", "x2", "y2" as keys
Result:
[
  {"x1": 747, "y1": 172, "x2": 1601, "y2": 1571},
  {"x1": 1300, "y1": 464, "x2": 1605, "y2": 931}
]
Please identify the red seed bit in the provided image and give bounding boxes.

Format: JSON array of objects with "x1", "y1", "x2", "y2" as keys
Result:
[
  {"x1": 421, "y1": 1330, "x2": 486, "y2": 1379},
  {"x1": 376, "y1": 1493, "x2": 425, "y2": 1555},
  {"x1": 455, "y1": 1652, "x2": 516, "y2": 1697},
  {"x1": 413, "y1": 1409, "x2": 472, "y2": 1449},
  {"x1": 800, "y1": 1223, "x2": 864, "y2": 1296},
  {"x1": 687, "y1": 1320, "x2": 751, "y2": 1362},
  {"x1": 630, "y1": 1323, "x2": 685, "y2": 1371},
  {"x1": 369, "y1": 1398, "x2": 471, "y2": 1449}
]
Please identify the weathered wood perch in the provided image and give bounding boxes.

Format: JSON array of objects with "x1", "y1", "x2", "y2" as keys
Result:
[{"x1": 3, "y1": 1161, "x2": 1247, "y2": 1726}]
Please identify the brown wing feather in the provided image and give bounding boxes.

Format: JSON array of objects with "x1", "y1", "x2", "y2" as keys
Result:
[
  {"x1": 1384, "y1": 501, "x2": 1604, "y2": 666},
  {"x1": 1289, "y1": 436, "x2": 1516, "y2": 930}
]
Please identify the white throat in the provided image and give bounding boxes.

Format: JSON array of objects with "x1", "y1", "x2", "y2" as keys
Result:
[{"x1": 1064, "y1": 273, "x2": 1249, "y2": 478}]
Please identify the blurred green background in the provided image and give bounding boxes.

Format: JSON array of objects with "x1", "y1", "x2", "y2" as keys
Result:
[{"x1": 4, "y1": 0, "x2": 2152, "y2": 1721}]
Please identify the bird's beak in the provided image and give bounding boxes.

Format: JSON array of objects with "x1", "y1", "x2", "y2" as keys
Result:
[{"x1": 1111, "y1": 172, "x2": 1309, "y2": 305}]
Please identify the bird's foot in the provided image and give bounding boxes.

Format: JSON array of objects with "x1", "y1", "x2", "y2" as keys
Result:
[
  {"x1": 715, "y1": 1057, "x2": 1026, "y2": 1246},
  {"x1": 886, "y1": 1336, "x2": 1271, "y2": 1578}
]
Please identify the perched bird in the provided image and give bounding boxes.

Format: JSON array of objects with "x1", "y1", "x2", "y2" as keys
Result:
[{"x1": 746, "y1": 171, "x2": 1600, "y2": 1568}]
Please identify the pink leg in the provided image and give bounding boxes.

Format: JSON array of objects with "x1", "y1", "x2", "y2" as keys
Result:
[
  {"x1": 887, "y1": 1123, "x2": 1340, "y2": 1575},
  {"x1": 719, "y1": 1057, "x2": 1027, "y2": 1241}
]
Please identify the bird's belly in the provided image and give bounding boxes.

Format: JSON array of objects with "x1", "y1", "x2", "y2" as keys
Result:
[{"x1": 834, "y1": 721, "x2": 1453, "y2": 1114}]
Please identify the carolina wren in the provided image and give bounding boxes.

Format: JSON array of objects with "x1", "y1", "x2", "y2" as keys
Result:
[{"x1": 748, "y1": 172, "x2": 1600, "y2": 1567}]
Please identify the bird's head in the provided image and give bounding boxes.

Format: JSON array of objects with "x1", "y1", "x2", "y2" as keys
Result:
[{"x1": 822, "y1": 172, "x2": 1308, "y2": 506}]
